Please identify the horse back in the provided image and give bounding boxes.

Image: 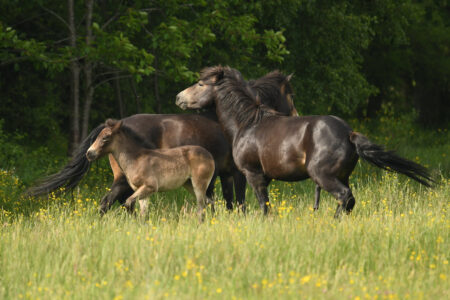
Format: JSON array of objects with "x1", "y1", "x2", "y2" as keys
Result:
[{"x1": 122, "y1": 113, "x2": 231, "y2": 171}]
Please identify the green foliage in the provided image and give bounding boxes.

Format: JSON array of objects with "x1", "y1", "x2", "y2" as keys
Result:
[
  {"x1": 256, "y1": 1, "x2": 378, "y2": 115},
  {"x1": 0, "y1": 0, "x2": 449, "y2": 153},
  {"x1": 0, "y1": 120, "x2": 65, "y2": 184},
  {"x1": 0, "y1": 22, "x2": 68, "y2": 73}
]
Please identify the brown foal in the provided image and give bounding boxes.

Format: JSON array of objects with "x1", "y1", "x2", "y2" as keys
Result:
[{"x1": 86, "y1": 119, "x2": 215, "y2": 221}]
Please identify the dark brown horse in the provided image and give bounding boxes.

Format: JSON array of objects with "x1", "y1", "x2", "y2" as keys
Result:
[
  {"x1": 28, "y1": 70, "x2": 298, "y2": 214},
  {"x1": 176, "y1": 66, "x2": 434, "y2": 217},
  {"x1": 86, "y1": 119, "x2": 215, "y2": 221}
]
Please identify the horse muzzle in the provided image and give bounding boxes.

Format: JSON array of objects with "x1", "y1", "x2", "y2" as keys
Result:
[
  {"x1": 86, "y1": 149, "x2": 98, "y2": 162},
  {"x1": 175, "y1": 94, "x2": 187, "y2": 110}
]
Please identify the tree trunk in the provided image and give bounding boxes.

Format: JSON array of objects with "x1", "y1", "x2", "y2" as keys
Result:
[
  {"x1": 130, "y1": 78, "x2": 141, "y2": 113},
  {"x1": 81, "y1": 0, "x2": 94, "y2": 140},
  {"x1": 154, "y1": 55, "x2": 162, "y2": 113},
  {"x1": 114, "y1": 74, "x2": 125, "y2": 118},
  {"x1": 68, "y1": 0, "x2": 80, "y2": 155}
]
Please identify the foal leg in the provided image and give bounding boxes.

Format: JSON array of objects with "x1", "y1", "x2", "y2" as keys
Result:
[
  {"x1": 313, "y1": 185, "x2": 321, "y2": 211},
  {"x1": 233, "y1": 171, "x2": 247, "y2": 213},
  {"x1": 138, "y1": 198, "x2": 150, "y2": 218},
  {"x1": 185, "y1": 180, "x2": 215, "y2": 216},
  {"x1": 192, "y1": 174, "x2": 216, "y2": 222},
  {"x1": 245, "y1": 172, "x2": 270, "y2": 215},
  {"x1": 123, "y1": 185, "x2": 154, "y2": 215}
]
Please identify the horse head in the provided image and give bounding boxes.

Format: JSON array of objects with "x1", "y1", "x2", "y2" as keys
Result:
[
  {"x1": 86, "y1": 119, "x2": 122, "y2": 161},
  {"x1": 176, "y1": 65, "x2": 235, "y2": 110}
]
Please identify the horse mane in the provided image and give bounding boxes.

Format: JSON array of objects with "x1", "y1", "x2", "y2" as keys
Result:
[
  {"x1": 248, "y1": 70, "x2": 293, "y2": 110},
  {"x1": 200, "y1": 66, "x2": 282, "y2": 129},
  {"x1": 117, "y1": 124, "x2": 157, "y2": 149}
]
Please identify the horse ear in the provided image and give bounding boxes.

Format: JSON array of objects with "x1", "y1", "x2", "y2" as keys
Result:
[
  {"x1": 105, "y1": 118, "x2": 117, "y2": 128},
  {"x1": 105, "y1": 119, "x2": 122, "y2": 132},
  {"x1": 286, "y1": 73, "x2": 294, "y2": 82},
  {"x1": 214, "y1": 67, "x2": 224, "y2": 82},
  {"x1": 111, "y1": 120, "x2": 122, "y2": 133}
]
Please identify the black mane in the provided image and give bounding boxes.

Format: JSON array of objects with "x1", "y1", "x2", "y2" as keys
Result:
[
  {"x1": 200, "y1": 66, "x2": 282, "y2": 129},
  {"x1": 119, "y1": 125, "x2": 157, "y2": 149},
  {"x1": 248, "y1": 70, "x2": 293, "y2": 110}
]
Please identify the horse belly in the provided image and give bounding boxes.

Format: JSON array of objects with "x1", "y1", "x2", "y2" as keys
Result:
[
  {"x1": 156, "y1": 169, "x2": 190, "y2": 192},
  {"x1": 263, "y1": 162, "x2": 309, "y2": 181},
  {"x1": 260, "y1": 146, "x2": 309, "y2": 181}
]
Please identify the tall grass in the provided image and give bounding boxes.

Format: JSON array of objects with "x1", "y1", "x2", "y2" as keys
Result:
[
  {"x1": 0, "y1": 168, "x2": 448, "y2": 299},
  {"x1": 0, "y1": 119, "x2": 448, "y2": 299}
]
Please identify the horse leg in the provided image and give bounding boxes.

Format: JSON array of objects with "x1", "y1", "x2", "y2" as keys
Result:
[
  {"x1": 192, "y1": 173, "x2": 216, "y2": 222},
  {"x1": 245, "y1": 172, "x2": 270, "y2": 215},
  {"x1": 233, "y1": 171, "x2": 247, "y2": 213},
  {"x1": 124, "y1": 185, "x2": 154, "y2": 215},
  {"x1": 184, "y1": 179, "x2": 215, "y2": 216},
  {"x1": 206, "y1": 173, "x2": 217, "y2": 200},
  {"x1": 192, "y1": 185, "x2": 207, "y2": 223},
  {"x1": 138, "y1": 198, "x2": 150, "y2": 218},
  {"x1": 99, "y1": 175, "x2": 133, "y2": 216},
  {"x1": 220, "y1": 174, "x2": 234, "y2": 211},
  {"x1": 100, "y1": 154, "x2": 133, "y2": 215},
  {"x1": 313, "y1": 185, "x2": 321, "y2": 211},
  {"x1": 342, "y1": 179, "x2": 355, "y2": 212},
  {"x1": 313, "y1": 176, "x2": 355, "y2": 218}
]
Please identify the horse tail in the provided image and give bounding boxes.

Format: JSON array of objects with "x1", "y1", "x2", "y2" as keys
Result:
[
  {"x1": 349, "y1": 131, "x2": 434, "y2": 187},
  {"x1": 26, "y1": 124, "x2": 106, "y2": 197}
]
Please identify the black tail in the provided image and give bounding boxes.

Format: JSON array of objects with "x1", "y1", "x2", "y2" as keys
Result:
[
  {"x1": 349, "y1": 132, "x2": 434, "y2": 187},
  {"x1": 26, "y1": 124, "x2": 106, "y2": 197}
]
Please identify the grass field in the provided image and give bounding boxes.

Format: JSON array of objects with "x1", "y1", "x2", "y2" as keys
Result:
[{"x1": 0, "y1": 125, "x2": 448, "y2": 299}]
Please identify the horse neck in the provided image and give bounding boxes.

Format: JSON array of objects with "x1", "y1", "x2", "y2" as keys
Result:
[
  {"x1": 110, "y1": 132, "x2": 144, "y2": 172},
  {"x1": 214, "y1": 94, "x2": 251, "y2": 143}
]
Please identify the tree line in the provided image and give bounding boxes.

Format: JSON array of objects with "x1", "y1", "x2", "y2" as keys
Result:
[{"x1": 0, "y1": 0, "x2": 448, "y2": 155}]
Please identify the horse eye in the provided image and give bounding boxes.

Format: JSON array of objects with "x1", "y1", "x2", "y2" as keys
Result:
[{"x1": 198, "y1": 83, "x2": 204, "y2": 87}]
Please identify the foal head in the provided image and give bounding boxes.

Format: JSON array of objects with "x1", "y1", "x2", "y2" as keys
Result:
[{"x1": 86, "y1": 119, "x2": 122, "y2": 161}]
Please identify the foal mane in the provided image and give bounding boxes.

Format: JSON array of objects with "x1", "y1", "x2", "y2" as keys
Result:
[{"x1": 200, "y1": 66, "x2": 282, "y2": 129}]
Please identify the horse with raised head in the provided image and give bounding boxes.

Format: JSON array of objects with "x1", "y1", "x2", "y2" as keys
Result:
[
  {"x1": 86, "y1": 119, "x2": 215, "y2": 221},
  {"x1": 176, "y1": 66, "x2": 434, "y2": 218},
  {"x1": 27, "y1": 70, "x2": 298, "y2": 214}
]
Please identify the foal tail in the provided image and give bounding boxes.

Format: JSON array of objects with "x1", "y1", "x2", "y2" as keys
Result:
[
  {"x1": 26, "y1": 124, "x2": 106, "y2": 197},
  {"x1": 349, "y1": 132, "x2": 434, "y2": 187}
]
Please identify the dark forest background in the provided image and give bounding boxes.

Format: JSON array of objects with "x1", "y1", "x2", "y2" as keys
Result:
[{"x1": 0, "y1": 0, "x2": 448, "y2": 173}]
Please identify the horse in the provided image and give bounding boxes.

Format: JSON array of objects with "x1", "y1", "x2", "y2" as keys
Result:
[
  {"x1": 175, "y1": 66, "x2": 434, "y2": 218},
  {"x1": 86, "y1": 119, "x2": 215, "y2": 221},
  {"x1": 27, "y1": 70, "x2": 298, "y2": 215}
]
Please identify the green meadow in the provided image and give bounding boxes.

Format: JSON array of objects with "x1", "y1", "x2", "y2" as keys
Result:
[{"x1": 0, "y1": 122, "x2": 448, "y2": 300}]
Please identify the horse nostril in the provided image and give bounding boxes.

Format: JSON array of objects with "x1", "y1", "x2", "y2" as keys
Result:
[{"x1": 86, "y1": 150, "x2": 96, "y2": 161}]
